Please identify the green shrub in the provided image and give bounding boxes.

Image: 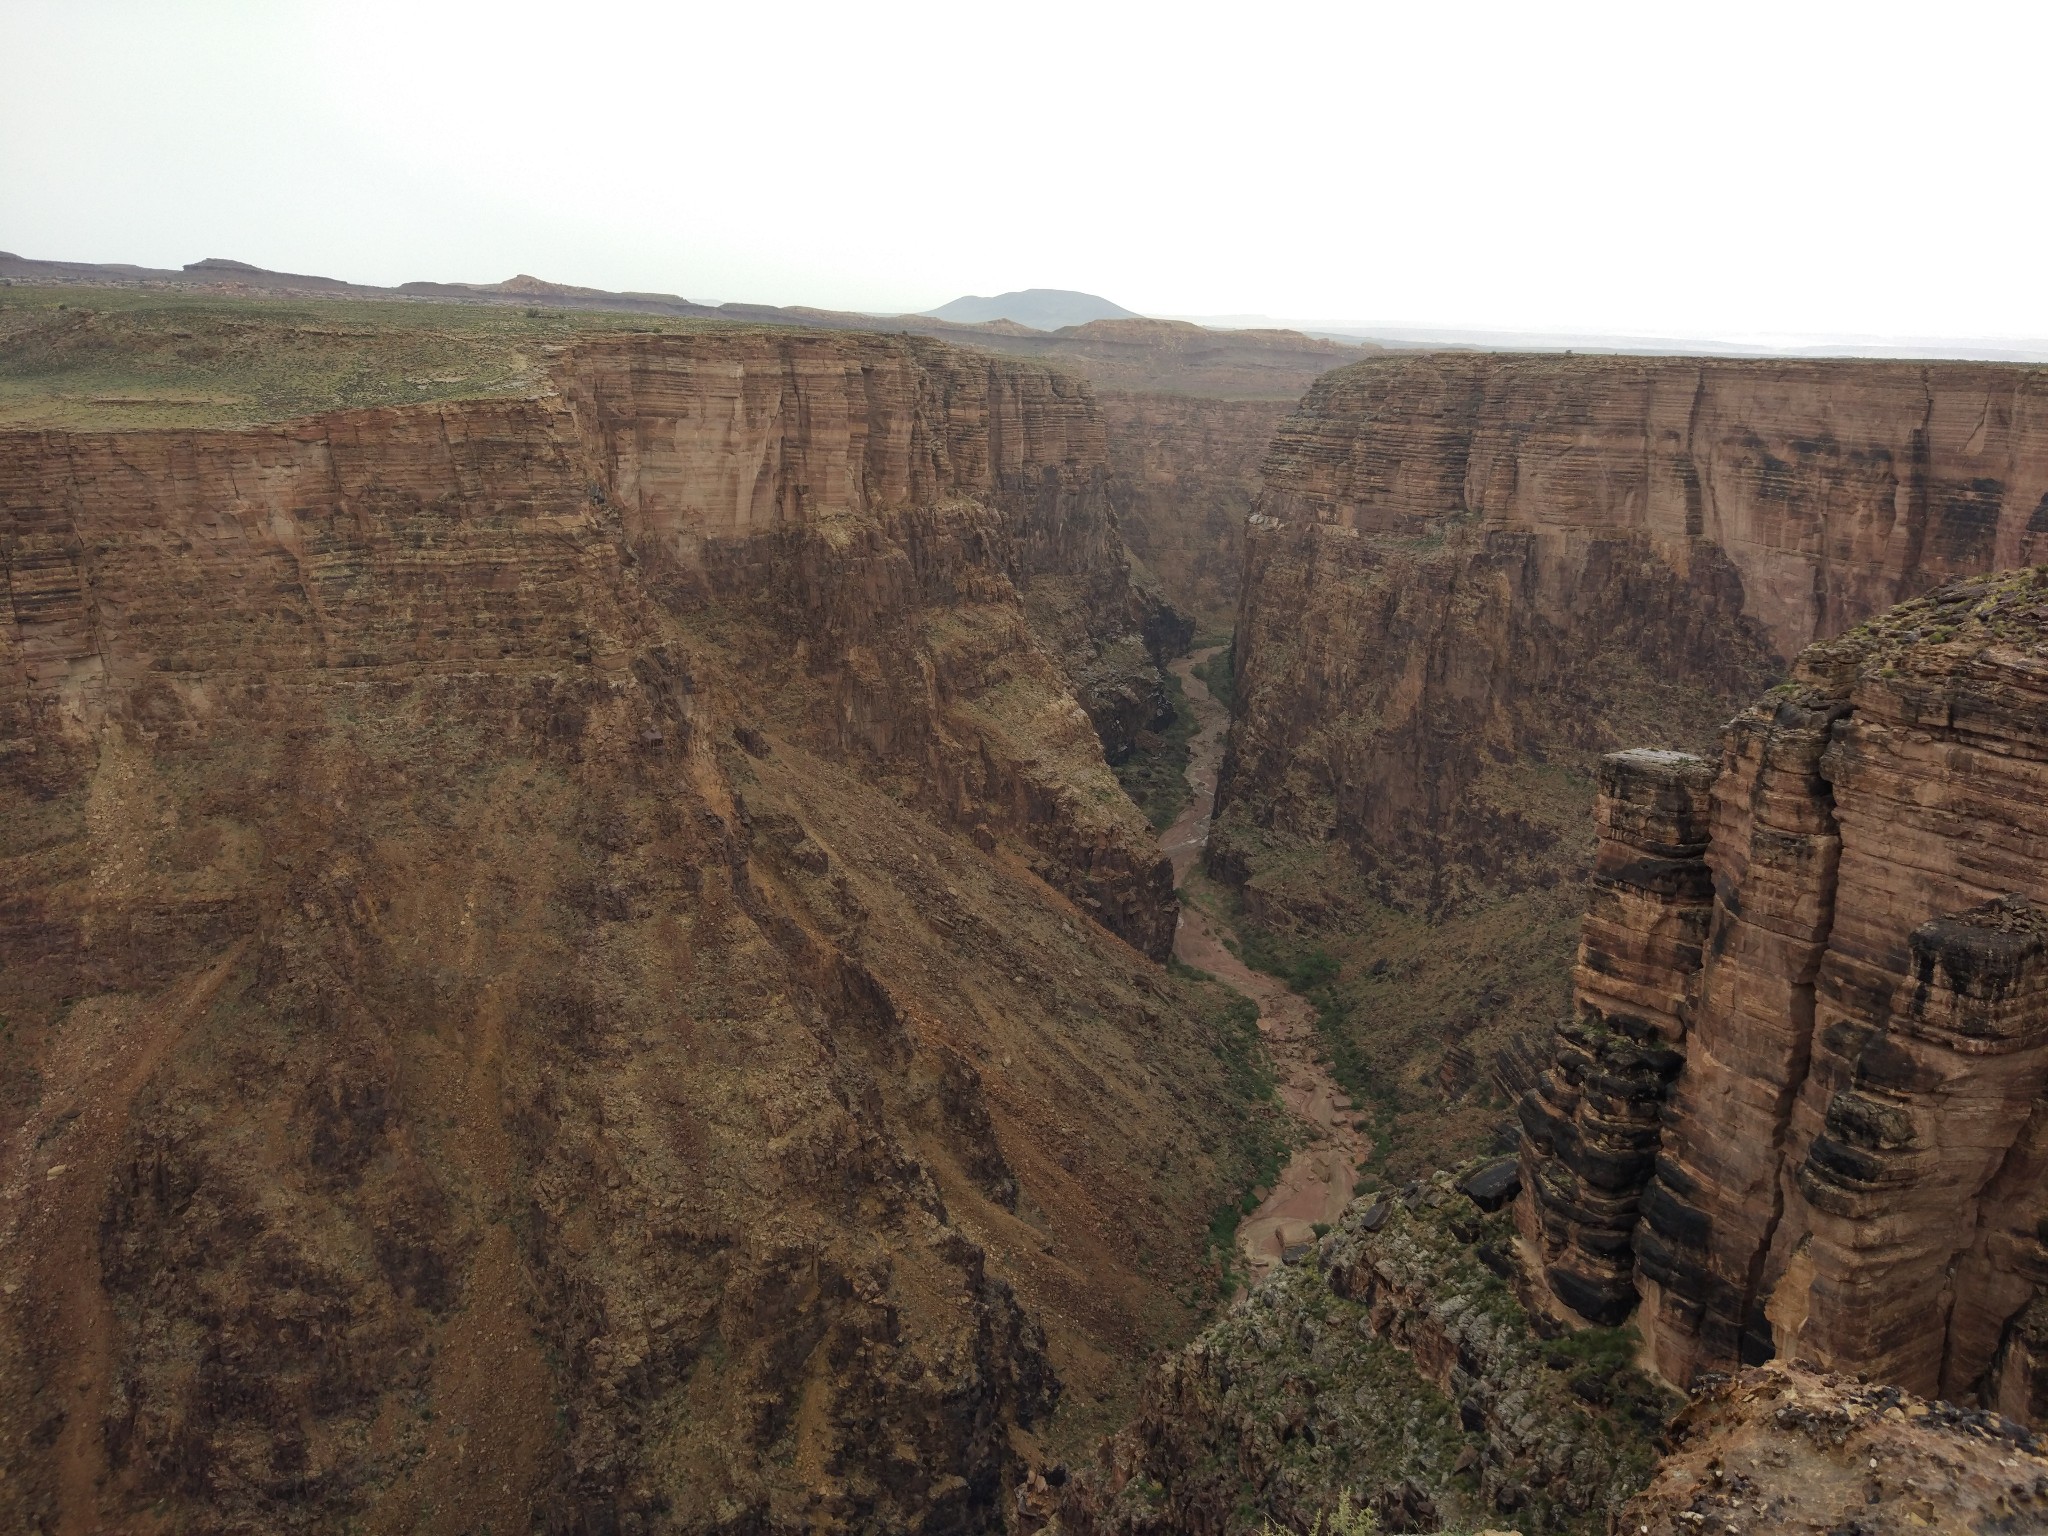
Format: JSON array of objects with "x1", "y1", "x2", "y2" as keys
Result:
[{"x1": 1257, "y1": 1489, "x2": 1378, "y2": 1535}]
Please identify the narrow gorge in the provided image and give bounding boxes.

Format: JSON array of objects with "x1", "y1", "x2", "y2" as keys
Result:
[{"x1": 1164, "y1": 647, "x2": 1365, "y2": 1283}]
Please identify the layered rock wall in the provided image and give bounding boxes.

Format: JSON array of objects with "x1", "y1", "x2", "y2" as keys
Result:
[
  {"x1": 563, "y1": 332, "x2": 1186, "y2": 765},
  {"x1": 1516, "y1": 571, "x2": 2048, "y2": 1423},
  {"x1": 1219, "y1": 354, "x2": 2048, "y2": 912},
  {"x1": 1516, "y1": 749, "x2": 1714, "y2": 1323},
  {"x1": 0, "y1": 332, "x2": 1236, "y2": 1534},
  {"x1": 1098, "y1": 392, "x2": 1292, "y2": 630}
]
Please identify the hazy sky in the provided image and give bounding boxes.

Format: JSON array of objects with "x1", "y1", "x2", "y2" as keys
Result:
[{"x1": 6, "y1": 0, "x2": 2044, "y2": 341}]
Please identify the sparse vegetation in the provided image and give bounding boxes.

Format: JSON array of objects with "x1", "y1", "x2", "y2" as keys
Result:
[
  {"x1": 1226, "y1": 878, "x2": 1576, "y2": 1182},
  {"x1": 1258, "y1": 1489, "x2": 1378, "y2": 1535},
  {"x1": 1181, "y1": 974, "x2": 1287, "y2": 1297},
  {"x1": 1193, "y1": 640, "x2": 1236, "y2": 711},
  {"x1": 1113, "y1": 671, "x2": 1200, "y2": 829},
  {"x1": 0, "y1": 283, "x2": 736, "y2": 429}
]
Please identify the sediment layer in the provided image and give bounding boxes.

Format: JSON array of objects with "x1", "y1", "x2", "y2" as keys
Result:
[{"x1": 1220, "y1": 352, "x2": 2048, "y2": 911}]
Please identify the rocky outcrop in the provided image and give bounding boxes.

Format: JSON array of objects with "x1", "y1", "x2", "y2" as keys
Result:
[
  {"x1": 1053, "y1": 1165, "x2": 1674, "y2": 1535},
  {"x1": 1620, "y1": 1362, "x2": 2048, "y2": 1536},
  {"x1": 1208, "y1": 353, "x2": 2048, "y2": 1201},
  {"x1": 1515, "y1": 749, "x2": 1714, "y2": 1325},
  {"x1": 0, "y1": 331, "x2": 1263, "y2": 1534},
  {"x1": 1100, "y1": 394, "x2": 1291, "y2": 631},
  {"x1": 1515, "y1": 569, "x2": 2048, "y2": 1424},
  {"x1": 1219, "y1": 353, "x2": 2048, "y2": 916}
]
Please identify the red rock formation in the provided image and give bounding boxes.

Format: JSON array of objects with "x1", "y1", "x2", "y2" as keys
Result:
[
  {"x1": 1220, "y1": 353, "x2": 2048, "y2": 913},
  {"x1": 1516, "y1": 570, "x2": 2048, "y2": 1424},
  {"x1": 0, "y1": 332, "x2": 1259, "y2": 1534},
  {"x1": 562, "y1": 331, "x2": 1187, "y2": 771},
  {"x1": 1516, "y1": 749, "x2": 1714, "y2": 1324},
  {"x1": 1099, "y1": 393, "x2": 1291, "y2": 630}
]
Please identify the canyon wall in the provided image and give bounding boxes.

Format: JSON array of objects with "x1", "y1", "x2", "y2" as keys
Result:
[
  {"x1": 1219, "y1": 352, "x2": 2048, "y2": 911},
  {"x1": 0, "y1": 332, "x2": 1267, "y2": 1535},
  {"x1": 559, "y1": 330, "x2": 1190, "y2": 784},
  {"x1": 1517, "y1": 570, "x2": 2048, "y2": 1418},
  {"x1": 1208, "y1": 353, "x2": 2048, "y2": 1183},
  {"x1": 1099, "y1": 393, "x2": 1291, "y2": 631}
]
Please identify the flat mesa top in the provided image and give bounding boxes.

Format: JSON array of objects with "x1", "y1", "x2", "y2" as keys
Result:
[{"x1": 0, "y1": 284, "x2": 730, "y2": 431}]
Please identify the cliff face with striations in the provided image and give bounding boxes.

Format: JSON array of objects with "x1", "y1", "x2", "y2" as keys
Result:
[
  {"x1": 560, "y1": 331, "x2": 1189, "y2": 894},
  {"x1": 1099, "y1": 393, "x2": 1291, "y2": 632},
  {"x1": 1515, "y1": 748, "x2": 1715, "y2": 1325},
  {"x1": 1211, "y1": 353, "x2": 2048, "y2": 1184},
  {"x1": 1517, "y1": 570, "x2": 2048, "y2": 1424},
  {"x1": 1220, "y1": 352, "x2": 2048, "y2": 910},
  {"x1": 0, "y1": 330, "x2": 1268, "y2": 1535}
]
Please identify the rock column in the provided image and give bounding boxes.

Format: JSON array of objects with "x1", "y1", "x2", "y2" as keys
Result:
[
  {"x1": 1517, "y1": 749, "x2": 1715, "y2": 1324},
  {"x1": 1632, "y1": 694, "x2": 1848, "y2": 1382}
]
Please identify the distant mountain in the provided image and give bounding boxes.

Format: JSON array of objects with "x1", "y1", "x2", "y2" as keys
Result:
[{"x1": 922, "y1": 289, "x2": 1139, "y2": 331}]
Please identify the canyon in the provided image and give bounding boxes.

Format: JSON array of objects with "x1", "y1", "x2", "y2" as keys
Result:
[
  {"x1": 1212, "y1": 351, "x2": 2048, "y2": 1182},
  {"x1": 13, "y1": 271, "x2": 2048, "y2": 1536},
  {"x1": 1050, "y1": 569, "x2": 2048, "y2": 1534}
]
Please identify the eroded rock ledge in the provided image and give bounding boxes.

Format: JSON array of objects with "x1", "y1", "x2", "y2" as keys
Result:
[
  {"x1": 1621, "y1": 1361, "x2": 2048, "y2": 1535},
  {"x1": 1051, "y1": 1163, "x2": 1674, "y2": 1535}
]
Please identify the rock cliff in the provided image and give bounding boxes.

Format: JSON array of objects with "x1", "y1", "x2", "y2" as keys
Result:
[
  {"x1": 1099, "y1": 394, "x2": 1291, "y2": 632},
  {"x1": 1212, "y1": 352, "x2": 2048, "y2": 1182},
  {"x1": 1515, "y1": 749, "x2": 1714, "y2": 1326},
  {"x1": 0, "y1": 330, "x2": 1270, "y2": 1534},
  {"x1": 1517, "y1": 569, "x2": 2048, "y2": 1423},
  {"x1": 1221, "y1": 352, "x2": 2048, "y2": 908}
]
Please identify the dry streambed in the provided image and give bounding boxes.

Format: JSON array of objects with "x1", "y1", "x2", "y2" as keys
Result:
[{"x1": 1163, "y1": 647, "x2": 1365, "y2": 1281}]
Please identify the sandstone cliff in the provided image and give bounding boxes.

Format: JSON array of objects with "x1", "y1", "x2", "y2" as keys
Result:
[
  {"x1": 1211, "y1": 352, "x2": 2048, "y2": 1182},
  {"x1": 1100, "y1": 394, "x2": 1291, "y2": 632},
  {"x1": 1517, "y1": 569, "x2": 2048, "y2": 1424},
  {"x1": 0, "y1": 330, "x2": 1271, "y2": 1535},
  {"x1": 1221, "y1": 352, "x2": 2048, "y2": 906}
]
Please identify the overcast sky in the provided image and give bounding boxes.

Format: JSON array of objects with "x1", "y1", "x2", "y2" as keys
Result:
[{"x1": 5, "y1": 0, "x2": 2044, "y2": 342}]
